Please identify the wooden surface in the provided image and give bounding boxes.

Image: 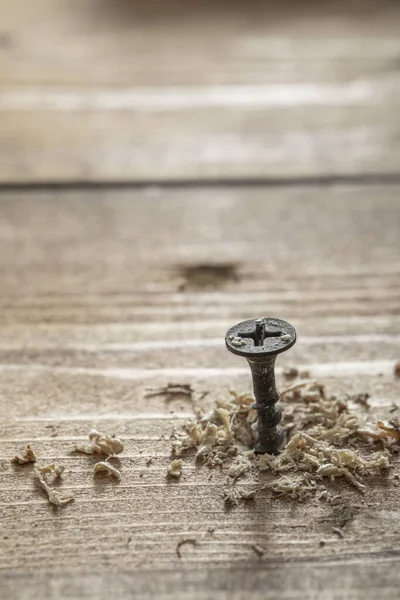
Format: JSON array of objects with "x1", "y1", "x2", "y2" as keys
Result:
[
  {"x1": 0, "y1": 0, "x2": 400, "y2": 182},
  {"x1": 0, "y1": 186, "x2": 400, "y2": 600},
  {"x1": 1, "y1": 1, "x2": 400, "y2": 598}
]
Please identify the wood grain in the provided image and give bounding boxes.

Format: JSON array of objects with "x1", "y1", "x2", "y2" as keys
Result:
[
  {"x1": 0, "y1": 184, "x2": 399, "y2": 598},
  {"x1": 0, "y1": 0, "x2": 399, "y2": 182}
]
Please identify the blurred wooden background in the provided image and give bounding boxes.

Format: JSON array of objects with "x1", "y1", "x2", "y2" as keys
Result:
[
  {"x1": 0, "y1": 1, "x2": 399, "y2": 599},
  {"x1": 1, "y1": 0, "x2": 400, "y2": 183}
]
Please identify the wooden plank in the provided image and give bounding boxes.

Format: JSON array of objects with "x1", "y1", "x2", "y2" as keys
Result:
[
  {"x1": 0, "y1": 0, "x2": 399, "y2": 182},
  {"x1": 2, "y1": 563, "x2": 400, "y2": 600},
  {"x1": 0, "y1": 184, "x2": 398, "y2": 295},
  {"x1": 2, "y1": 0, "x2": 400, "y2": 88},
  {"x1": 0, "y1": 184, "x2": 400, "y2": 599}
]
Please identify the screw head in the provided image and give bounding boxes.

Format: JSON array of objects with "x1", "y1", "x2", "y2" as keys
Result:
[{"x1": 225, "y1": 317, "x2": 296, "y2": 359}]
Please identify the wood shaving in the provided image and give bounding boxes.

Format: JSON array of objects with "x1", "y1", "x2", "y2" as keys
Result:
[
  {"x1": 357, "y1": 427, "x2": 385, "y2": 441},
  {"x1": 75, "y1": 429, "x2": 123, "y2": 457},
  {"x1": 240, "y1": 488, "x2": 257, "y2": 500},
  {"x1": 34, "y1": 462, "x2": 74, "y2": 506},
  {"x1": 167, "y1": 459, "x2": 183, "y2": 478},
  {"x1": 176, "y1": 538, "x2": 197, "y2": 558},
  {"x1": 222, "y1": 479, "x2": 241, "y2": 506},
  {"x1": 378, "y1": 419, "x2": 400, "y2": 440},
  {"x1": 229, "y1": 336, "x2": 245, "y2": 347},
  {"x1": 145, "y1": 383, "x2": 194, "y2": 401},
  {"x1": 171, "y1": 440, "x2": 183, "y2": 456},
  {"x1": 222, "y1": 478, "x2": 257, "y2": 505},
  {"x1": 213, "y1": 407, "x2": 232, "y2": 436},
  {"x1": 267, "y1": 473, "x2": 318, "y2": 500},
  {"x1": 171, "y1": 389, "x2": 256, "y2": 468},
  {"x1": 257, "y1": 432, "x2": 390, "y2": 492},
  {"x1": 94, "y1": 460, "x2": 122, "y2": 482},
  {"x1": 11, "y1": 444, "x2": 37, "y2": 465},
  {"x1": 251, "y1": 544, "x2": 264, "y2": 557},
  {"x1": 358, "y1": 418, "x2": 400, "y2": 442},
  {"x1": 281, "y1": 381, "x2": 363, "y2": 445},
  {"x1": 37, "y1": 462, "x2": 65, "y2": 477},
  {"x1": 332, "y1": 526, "x2": 344, "y2": 538},
  {"x1": 196, "y1": 423, "x2": 219, "y2": 458},
  {"x1": 227, "y1": 462, "x2": 249, "y2": 480},
  {"x1": 170, "y1": 375, "x2": 396, "y2": 503}
]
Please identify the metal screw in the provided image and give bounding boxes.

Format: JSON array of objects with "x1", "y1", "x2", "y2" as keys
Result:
[{"x1": 225, "y1": 317, "x2": 296, "y2": 454}]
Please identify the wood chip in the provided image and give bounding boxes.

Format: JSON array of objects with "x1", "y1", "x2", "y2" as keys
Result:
[
  {"x1": 251, "y1": 544, "x2": 264, "y2": 557},
  {"x1": 240, "y1": 489, "x2": 257, "y2": 500},
  {"x1": 227, "y1": 462, "x2": 249, "y2": 480},
  {"x1": 75, "y1": 429, "x2": 123, "y2": 457},
  {"x1": 167, "y1": 459, "x2": 183, "y2": 478},
  {"x1": 222, "y1": 479, "x2": 241, "y2": 506},
  {"x1": 332, "y1": 526, "x2": 344, "y2": 538},
  {"x1": 145, "y1": 383, "x2": 194, "y2": 401},
  {"x1": 176, "y1": 538, "x2": 197, "y2": 558},
  {"x1": 11, "y1": 444, "x2": 37, "y2": 465},
  {"x1": 377, "y1": 419, "x2": 400, "y2": 440},
  {"x1": 93, "y1": 460, "x2": 122, "y2": 482},
  {"x1": 34, "y1": 462, "x2": 74, "y2": 507},
  {"x1": 359, "y1": 418, "x2": 400, "y2": 442}
]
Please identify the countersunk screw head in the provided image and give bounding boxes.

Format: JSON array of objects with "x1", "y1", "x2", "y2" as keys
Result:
[
  {"x1": 225, "y1": 317, "x2": 297, "y2": 454},
  {"x1": 225, "y1": 317, "x2": 296, "y2": 359}
]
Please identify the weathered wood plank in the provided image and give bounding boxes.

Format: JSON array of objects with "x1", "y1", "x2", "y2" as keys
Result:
[
  {"x1": 1, "y1": 95, "x2": 400, "y2": 183},
  {"x1": 2, "y1": 0, "x2": 400, "y2": 87},
  {"x1": 2, "y1": 563, "x2": 400, "y2": 600},
  {"x1": 0, "y1": 0, "x2": 399, "y2": 182},
  {"x1": 0, "y1": 368, "x2": 398, "y2": 420},
  {"x1": 0, "y1": 185, "x2": 398, "y2": 295},
  {"x1": 0, "y1": 337, "x2": 398, "y2": 369},
  {"x1": 0, "y1": 184, "x2": 399, "y2": 599}
]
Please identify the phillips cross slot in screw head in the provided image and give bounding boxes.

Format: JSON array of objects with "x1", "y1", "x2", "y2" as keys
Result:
[{"x1": 225, "y1": 317, "x2": 296, "y2": 454}]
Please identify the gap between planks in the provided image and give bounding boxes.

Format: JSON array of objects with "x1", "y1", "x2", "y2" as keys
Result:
[
  {"x1": 0, "y1": 333, "x2": 397, "y2": 351},
  {"x1": 0, "y1": 359, "x2": 395, "y2": 379}
]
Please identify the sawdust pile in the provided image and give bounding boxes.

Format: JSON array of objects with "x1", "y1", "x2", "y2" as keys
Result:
[
  {"x1": 257, "y1": 432, "x2": 389, "y2": 495},
  {"x1": 170, "y1": 379, "x2": 396, "y2": 502},
  {"x1": 171, "y1": 390, "x2": 256, "y2": 466}
]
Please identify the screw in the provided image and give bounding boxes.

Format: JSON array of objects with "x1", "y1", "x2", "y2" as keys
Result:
[{"x1": 225, "y1": 317, "x2": 296, "y2": 454}]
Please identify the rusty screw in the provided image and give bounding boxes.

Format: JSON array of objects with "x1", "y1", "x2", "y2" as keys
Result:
[{"x1": 225, "y1": 317, "x2": 296, "y2": 454}]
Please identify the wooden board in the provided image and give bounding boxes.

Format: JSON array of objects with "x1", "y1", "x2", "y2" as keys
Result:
[
  {"x1": 0, "y1": 0, "x2": 400, "y2": 182},
  {"x1": 0, "y1": 184, "x2": 400, "y2": 599}
]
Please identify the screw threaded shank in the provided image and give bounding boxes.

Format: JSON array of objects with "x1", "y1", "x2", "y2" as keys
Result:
[
  {"x1": 247, "y1": 356, "x2": 284, "y2": 454},
  {"x1": 225, "y1": 317, "x2": 296, "y2": 454}
]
